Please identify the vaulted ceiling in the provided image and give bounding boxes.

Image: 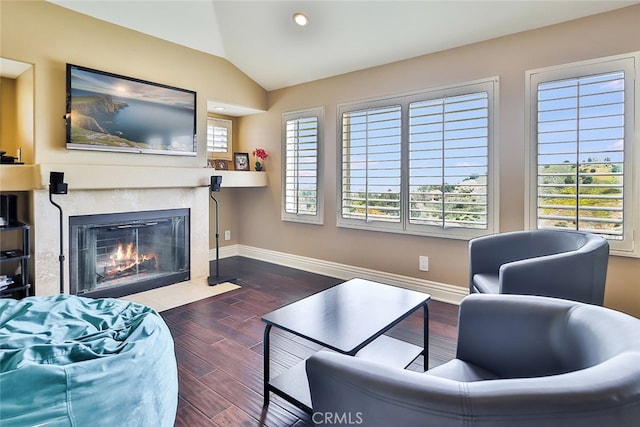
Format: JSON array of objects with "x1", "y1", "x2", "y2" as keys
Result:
[
  {"x1": 49, "y1": 1, "x2": 638, "y2": 91},
  {"x1": 47, "y1": 1, "x2": 638, "y2": 114}
]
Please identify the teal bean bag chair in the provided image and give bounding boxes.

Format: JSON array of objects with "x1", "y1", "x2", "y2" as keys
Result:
[{"x1": 0, "y1": 295, "x2": 178, "y2": 426}]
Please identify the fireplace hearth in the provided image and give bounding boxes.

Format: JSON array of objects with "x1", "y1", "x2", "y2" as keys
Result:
[{"x1": 69, "y1": 209, "x2": 190, "y2": 298}]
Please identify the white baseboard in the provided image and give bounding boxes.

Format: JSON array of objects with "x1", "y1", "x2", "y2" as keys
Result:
[
  {"x1": 210, "y1": 244, "x2": 467, "y2": 305},
  {"x1": 210, "y1": 245, "x2": 239, "y2": 260}
]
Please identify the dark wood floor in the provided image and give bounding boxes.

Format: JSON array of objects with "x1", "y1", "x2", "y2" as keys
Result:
[{"x1": 161, "y1": 257, "x2": 459, "y2": 427}]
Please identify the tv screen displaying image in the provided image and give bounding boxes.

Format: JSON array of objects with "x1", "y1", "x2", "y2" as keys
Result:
[{"x1": 66, "y1": 64, "x2": 197, "y2": 156}]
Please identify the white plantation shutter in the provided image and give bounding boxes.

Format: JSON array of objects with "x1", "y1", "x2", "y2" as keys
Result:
[
  {"x1": 408, "y1": 92, "x2": 489, "y2": 229},
  {"x1": 528, "y1": 54, "x2": 638, "y2": 256},
  {"x1": 207, "y1": 117, "x2": 232, "y2": 158},
  {"x1": 282, "y1": 108, "x2": 323, "y2": 224},
  {"x1": 341, "y1": 105, "x2": 402, "y2": 225},
  {"x1": 338, "y1": 79, "x2": 496, "y2": 238},
  {"x1": 536, "y1": 72, "x2": 624, "y2": 237},
  {"x1": 285, "y1": 117, "x2": 318, "y2": 215}
]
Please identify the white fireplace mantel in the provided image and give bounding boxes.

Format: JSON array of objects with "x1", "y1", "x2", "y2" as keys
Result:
[
  {"x1": 32, "y1": 185, "x2": 211, "y2": 296},
  {"x1": 3, "y1": 163, "x2": 266, "y2": 297},
  {"x1": 1, "y1": 163, "x2": 267, "y2": 191}
]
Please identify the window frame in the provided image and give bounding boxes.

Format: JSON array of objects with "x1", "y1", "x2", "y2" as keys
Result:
[
  {"x1": 281, "y1": 107, "x2": 324, "y2": 225},
  {"x1": 525, "y1": 52, "x2": 640, "y2": 257},
  {"x1": 339, "y1": 99, "x2": 403, "y2": 233},
  {"x1": 206, "y1": 116, "x2": 233, "y2": 161},
  {"x1": 337, "y1": 78, "x2": 499, "y2": 240}
]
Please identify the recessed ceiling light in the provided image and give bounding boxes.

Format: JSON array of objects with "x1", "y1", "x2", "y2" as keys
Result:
[
  {"x1": 214, "y1": 106, "x2": 225, "y2": 111},
  {"x1": 293, "y1": 12, "x2": 309, "y2": 26}
]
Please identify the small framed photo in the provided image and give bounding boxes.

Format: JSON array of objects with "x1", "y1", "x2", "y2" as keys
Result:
[
  {"x1": 214, "y1": 159, "x2": 229, "y2": 170},
  {"x1": 234, "y1": 152, "x2": 250, "y2": 171}
]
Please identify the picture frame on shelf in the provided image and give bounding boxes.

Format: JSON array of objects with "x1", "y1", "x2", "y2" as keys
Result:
[
  {"x1": 214, "y1": 159, "x2": 229, "y2": 170},
  {"x1": 234, "y1": 153, "x2": 250, "y2": 171}
]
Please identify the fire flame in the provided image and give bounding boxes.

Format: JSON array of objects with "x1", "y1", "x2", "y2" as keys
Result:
[{"x1": 105, "y1": 242, "x2": 157, "y2": 276}]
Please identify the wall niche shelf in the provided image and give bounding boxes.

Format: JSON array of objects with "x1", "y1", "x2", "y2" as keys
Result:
[
  {"x1": 0, "y1": 164, "x2": 267, "y2": 192},
  {"x1": 213, "y1": 170, "x2": 268, "y2": 188},
  {"x1": 0, "y1": 165, "x2": 39, "y2": 191}
]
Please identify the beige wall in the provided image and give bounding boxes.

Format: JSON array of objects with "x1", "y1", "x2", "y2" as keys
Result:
[
  {"x1": 0, "y1": 0, "x2": 265, "y2": 261},
  {"x1": 2, "y1": 1, "x2": 639, "y2": 316},
  {"x1": 15, "y1": 67, "x2": 34, "y2": 164},
  {"x1": 0, "y1": 77, "x2": 17, "y2": 156},
  {"x1": 235, "y1": 5, "x2": 640, "y2": 316},
  {"x1": 0, "y1": 0, "x2": 265, "y2": 169},
  {"x1": 1, "y1": 69, "x2": 35, "y2": 164},
  {"x1": 0, "y1": 0, "x2": 266, "y2": 292}
]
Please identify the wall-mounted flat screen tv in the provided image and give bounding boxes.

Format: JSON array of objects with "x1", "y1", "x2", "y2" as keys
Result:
[{"x1": 66, "y1": 64, "x2": 197, "y2": 156}]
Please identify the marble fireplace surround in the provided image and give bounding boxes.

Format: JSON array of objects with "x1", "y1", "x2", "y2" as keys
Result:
[{"x1": 31, "y1": 164, "x2": 213, "y2": 297}]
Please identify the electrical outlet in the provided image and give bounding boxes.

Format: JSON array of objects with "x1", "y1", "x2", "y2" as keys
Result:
[
  {"x1": 419, "y1": 256, "x2": 429, "y2": 272},
  {"x1": 224, "y1": 230, "x2": 231, "y2": 241}
]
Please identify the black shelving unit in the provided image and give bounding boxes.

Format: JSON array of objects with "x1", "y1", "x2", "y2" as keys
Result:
[{"x1": 0, "y1": 222, "x2": 31, "y2": 298}]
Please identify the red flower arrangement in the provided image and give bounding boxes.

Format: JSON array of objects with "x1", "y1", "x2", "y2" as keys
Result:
[{"x1": 252, "y1": 148, "x2": 269, "y2": 171}]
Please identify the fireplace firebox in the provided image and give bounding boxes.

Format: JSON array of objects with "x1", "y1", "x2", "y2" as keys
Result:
[{"x1": 69, "y1": 209, "x2": 190, "y2": 298}]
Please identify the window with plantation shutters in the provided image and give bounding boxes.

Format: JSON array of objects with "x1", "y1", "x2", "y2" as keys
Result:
[
  {"x1": 338, "y1": 78, "x2": 497, "y2": 239},
  {"x1": 207, "y1": 117, "x2": 232, "y2": 160},
  {"x1": 527, "y1": 54, "x2": 639, "y2": 257},
  {"x1": 341, "y1": 105, "x2": 402, "y2": 225},
  {"x1": 282, "y1": 108, "x2": 323, "y2": 224},
  {"x1": 408, "y1": 92, "x2": 489, "y2": 230}
]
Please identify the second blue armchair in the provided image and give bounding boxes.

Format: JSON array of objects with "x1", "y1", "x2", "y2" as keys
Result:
[{"x1": 469, "y1": 229, "x2": 609, "y2": 305}]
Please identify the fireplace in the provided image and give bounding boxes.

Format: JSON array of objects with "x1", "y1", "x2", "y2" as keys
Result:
[{"x1": 69, "y1": 209, "x2": 190, "y2": 298}]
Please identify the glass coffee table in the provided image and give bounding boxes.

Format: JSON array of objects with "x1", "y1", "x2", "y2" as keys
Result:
[{"x1": 261, "y1": 278, "x2": 431, "y2": 413}]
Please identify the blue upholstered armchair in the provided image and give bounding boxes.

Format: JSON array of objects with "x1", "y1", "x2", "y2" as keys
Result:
[
  {"x1": 469, "y1": 229, "x2": 609, "y2": 305},
  {"x1": 306, "y1": 294, "x2": 640, "y2": 427}
]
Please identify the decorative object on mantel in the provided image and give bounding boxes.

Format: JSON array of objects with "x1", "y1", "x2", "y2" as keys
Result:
[
  {"x1": 252, "y1": 148, "x2": 269, "y2": 171},
  {"x1": 0, "y1": 150, "x2": 24, "y2": 165},
  {"x1": 214, "y1": 159, "x2": 229, "y2": 170},
  {"x1": 234, "y1": 152, "x2": 250, "y2": 171}
]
